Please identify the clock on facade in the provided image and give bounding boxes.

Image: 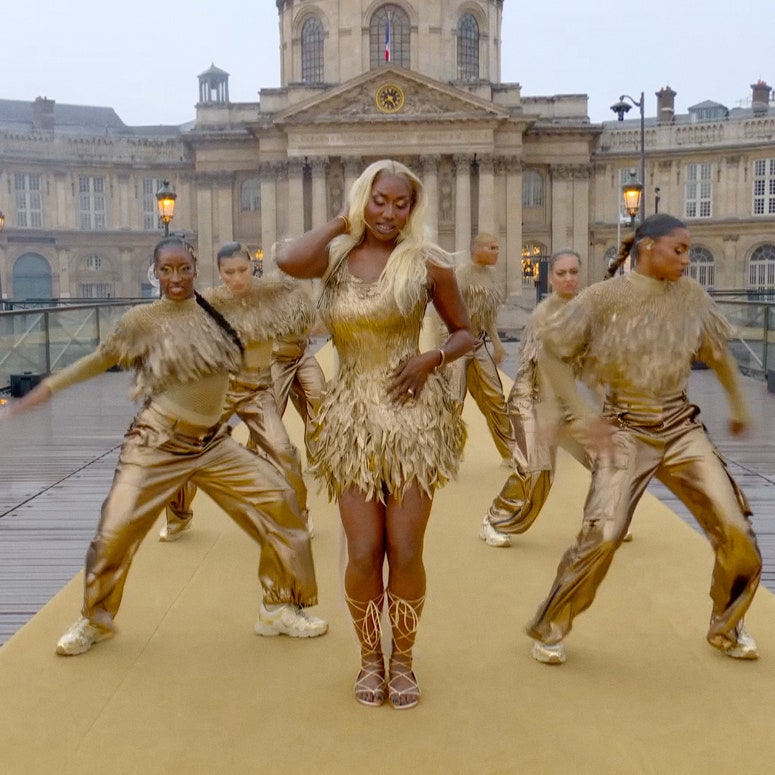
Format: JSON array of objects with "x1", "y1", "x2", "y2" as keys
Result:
[{"x1": 375, "y1": 83, "x2": 405, "y2": 113}]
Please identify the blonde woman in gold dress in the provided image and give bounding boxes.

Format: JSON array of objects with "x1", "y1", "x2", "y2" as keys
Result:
[
  {"x1": 278, "y1": 160, "x2": 474, "y2": 709},
  {"x1": 10, "y1": 237, "x2": 326, "y2": 655},
  {"x1": 526, "y1": 214, "x2": 761, "y2": 665}
]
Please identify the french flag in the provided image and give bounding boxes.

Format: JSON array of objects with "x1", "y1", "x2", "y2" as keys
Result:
[{"x1": 384, "y1": 13, "x2": 391, "y2": 62}]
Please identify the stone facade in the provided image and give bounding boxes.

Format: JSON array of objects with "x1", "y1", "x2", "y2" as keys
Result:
[{"x1": 1, "y1": 0, "x2": 774, "y2": 309}]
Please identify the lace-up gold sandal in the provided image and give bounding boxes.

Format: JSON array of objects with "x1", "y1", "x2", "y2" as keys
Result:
[
  {"x1": 345, "y1": 593, "x2": 386, "y2": 707},
  {"x1": 386, "y1": 591, "x2": 425, "y2": 710}
]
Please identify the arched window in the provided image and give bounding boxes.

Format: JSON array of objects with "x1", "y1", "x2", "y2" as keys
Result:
[
  {"x1": 370, "y1": 4, "x2": 410, "y2": 69},
  {"x1": 241, "y1": 178, "x2": 261, "y2": 212},
  {"x1": 457, "y1": 14, "x2": 479, "y2": 81},
  {"x1": 748, "y1": 244, "x2": 775, "y2": 290},
  {"x1": 301, "y1": 16, "x2": 324, "y2": 83},
  {"x1": 84, "y1": 254, "x2": 103, "y2": 271},
  {"x1": 688, "y1": 246, "x2": 715, "y2": 289},
  {"x1": 522, "y1": 170, "x2": 544, "y2": 208},
  {"x1": 13, "y1": 253, "x2": 52, "y2": 299}
]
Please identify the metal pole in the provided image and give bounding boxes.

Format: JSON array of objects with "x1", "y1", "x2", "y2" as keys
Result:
[{"x1": 163, "y1": 221, "x2": 170, "y2": 238}]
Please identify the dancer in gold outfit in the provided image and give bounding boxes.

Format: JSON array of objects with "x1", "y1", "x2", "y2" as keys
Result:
[
  {"x1": 526, "y1": 214, "x2": 761, "y2": 664},
  {"x1": 163, "y1": 241, "x2": 312, "y2": 541},
  {"x1": 11, "y1": 237, "x2": 326, "y2": 655},
  {"x1": 480, "y1": 249, "x2": 586, "y2": 547},
  {"x1": 270, "y1": 276, "x2": 326, "y2": 465},
  {"x1": 278, "y1": 159, "x2": 474, "y2": 709},
  {"x1": 448, "y1": 232, "x2": 515, "y2": 465}
]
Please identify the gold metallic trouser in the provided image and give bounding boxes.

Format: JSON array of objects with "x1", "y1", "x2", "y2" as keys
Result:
[
  {"x1": 83, "y1": 403, "x2": 317, "y2": 627},
  {"x1": 448, "y1": 338, "x2": 514, "y2": 459},
  {"x1": 166, "y1": 381, "x2": 308, "y2": 531},
  {"x1": 271, "y1": 343, "x2": 326, "y2": 464},
  {"x1": 527, "y1": 393, "x2": 761, "y2": 651},
  {"x1": 489, "y1": 395, "x2": 587, "y2": 534}
]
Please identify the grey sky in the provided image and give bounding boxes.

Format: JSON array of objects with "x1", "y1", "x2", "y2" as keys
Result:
[{"x1": 4, "y1": 1, "x2": 771, "y2": 126}]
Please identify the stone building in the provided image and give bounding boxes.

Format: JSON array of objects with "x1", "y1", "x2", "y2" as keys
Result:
[{"x1": 1, "y1": 0, "x2": 774, "y2": 306}]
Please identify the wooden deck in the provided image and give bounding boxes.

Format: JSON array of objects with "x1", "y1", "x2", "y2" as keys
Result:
[{"x1": 1, "y1": 346, "x2": 774, "y2": 646}]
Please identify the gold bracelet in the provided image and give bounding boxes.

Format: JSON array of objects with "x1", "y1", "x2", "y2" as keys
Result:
[
  {"x1": 336, "y1": 214, "x2": 351, "y2": 233},
  {"x1": 435, "y1": 348, "x2": 446, "y2": 370}
]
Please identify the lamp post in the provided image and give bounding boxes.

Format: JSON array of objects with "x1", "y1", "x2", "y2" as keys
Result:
[
  {"x1": 611, "y1": 92, "x2": 646, "y2": 225},
  {"x1": 155, "y1": 180, "x2": 177, "y2": 237},
  {"x1": 655, "y1": 187, "x2": 661, "y2": 214}
]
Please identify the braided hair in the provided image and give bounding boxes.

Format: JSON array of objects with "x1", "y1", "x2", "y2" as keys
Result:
[
  {"x1": 605, "y1": 214, "x2": 686, "y2": 279},
  {"x1": 152, "y1": 236, "x2": 244, "y2": 356}
]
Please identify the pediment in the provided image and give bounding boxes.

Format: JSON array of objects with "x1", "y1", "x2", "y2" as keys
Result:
[{"x1": 275, "y1": 67, "x2": 509, "y2": 125}]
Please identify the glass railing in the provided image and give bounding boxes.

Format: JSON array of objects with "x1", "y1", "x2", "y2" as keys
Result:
[
  {"x1": 712, "y1": 294, "x2": 775, "y2": 380},
  {"x1": 0, "y1": 300, "x2": 151, "y2": 392}
]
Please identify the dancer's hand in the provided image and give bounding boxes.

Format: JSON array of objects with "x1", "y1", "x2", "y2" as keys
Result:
[
  {"x1": 6, "y1": 383, "x2": 52, "y2": 416},
  {"x1": 388, "y1": 352, "x2": 439, "y2": 405},
  {"x1": 580, "y1": 416, "x2": 616, "y2": 459}
]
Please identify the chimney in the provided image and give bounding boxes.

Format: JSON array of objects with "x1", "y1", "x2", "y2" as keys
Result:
[
  {"x1": 32, "y1": 97, "x2": 55, "y2": 131},
  {"x1": 751, "y1": 80, "x2": 771, "y2": 117},
  {"x1": 655, "y1": 86, "x2": 677, "y2": 125}
]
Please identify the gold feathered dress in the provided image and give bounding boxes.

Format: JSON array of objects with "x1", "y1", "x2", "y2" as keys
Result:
[
  {"x1": 42, "y1": 294, "x2": 318, "y2": 632},
  {"x1": 526, "y1": 272, "x2": 761, "y2": 652},
  {"x1": 448, "y1": 262, "x2": 515, "y2": 459},
  {"x1": 313, "y1": 253, "x2": 465, "y2": 504}
]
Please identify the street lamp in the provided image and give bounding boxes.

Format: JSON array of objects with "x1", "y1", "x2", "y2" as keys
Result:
[
  {"x1": 622, "y1": 171, "x2": 643, "y2": 227},
  {"x1": 611, "y1": 92, "x2": 645, "y2": 225},
  {"x1": 155, "y1": 180, "x2": 177, "y2": 237}
]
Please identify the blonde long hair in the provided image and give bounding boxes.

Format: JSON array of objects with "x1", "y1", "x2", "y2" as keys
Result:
[{"x1": 327, "y1": 159, "x2": 450, "y2": 313}]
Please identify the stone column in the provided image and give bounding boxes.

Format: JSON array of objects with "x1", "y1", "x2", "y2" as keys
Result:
[
  {"x1": 259, "y1": 162, "x2": 278, "y2": 258},
  {"x1": 454, "y1": 154, "x2": 472, "y2": 253},
  {"x1": 477, "y1": 154, "x2": 496, "y2": 237},
  {"x1": 418, "y1": 155, "x2": 439, "y2": 242},
  {"x1": 194, "y1": 173, "x2": 215, "y2": 288},
  {"x1": 503, "y1": 157, "x2": 523, "y2": 298},
  {"x1": 550, "y1": 165, "x2": 574, "y2": 252},
  {"x1": 286, "y1": 158, "x2": 306, "y2": 239},
  {"x1": 310, "y1": 158, "x2": 329, "y2": 228},
  {"x1": 342, "y1": 157, "x2": 362, "y2": 201},
  {"x1": 721, "y1": 233, "x2": 741, "y2": 288}
]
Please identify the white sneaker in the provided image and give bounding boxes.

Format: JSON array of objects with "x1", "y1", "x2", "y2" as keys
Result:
[
  {"x1": 254, "y1": 603, "x2": 328, "y2": 638},
  {"x1": 531, "y1": 639, "x2": 566, "y2": 665},
  {"x1": 159, "y1": 520, "x2": 192, "y2": 542},
  {"x1": 723, "y1": 624, "x2": 759, "y2": 660},
  {"x1": 479, "y1": 516, "x2": 511, "y2": 547},
  {"x1": 56, "y1": 616, "x2": 113, "y2": 656}
]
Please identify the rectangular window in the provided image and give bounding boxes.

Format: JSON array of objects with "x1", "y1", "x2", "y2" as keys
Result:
[
  {"x1": 78, "y1": 176, "x2": 107, "y2": 230},
  {"x1": 14, "y1": 172, "x2": 44, "y2": 228},
  {"x1": 684, "y1": 163, "x2": 712, "y2": 219},
  {"x1": 142, "y1": 178, "x2": 166, "y2": 230},
  {"x1": 80, "y1": 283, "x2": 112, "y2": 299},
  {"x1": 752, "y1": 158, "x2": 775, "y2": 216}
]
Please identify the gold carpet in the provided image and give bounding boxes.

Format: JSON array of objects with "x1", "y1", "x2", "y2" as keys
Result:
[{"x1": 1, "y1": 343, "x2": 774, "y2": 775}]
